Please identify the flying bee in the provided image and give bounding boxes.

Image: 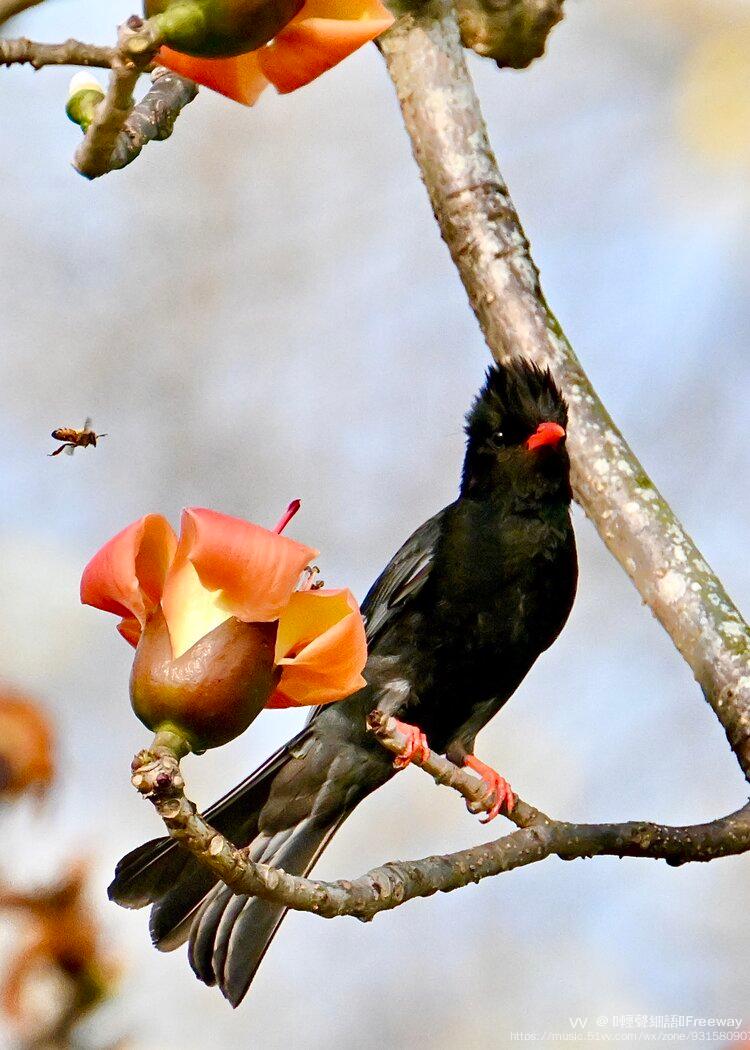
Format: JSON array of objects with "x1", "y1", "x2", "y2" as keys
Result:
[{"x1": 49, "y1": 418, "x2": 107, "y2": 457}]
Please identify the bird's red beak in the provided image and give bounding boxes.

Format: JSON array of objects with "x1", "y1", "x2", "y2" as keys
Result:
[{"x1": 525, "y1": 421, "x2": 566, "y2": 451}]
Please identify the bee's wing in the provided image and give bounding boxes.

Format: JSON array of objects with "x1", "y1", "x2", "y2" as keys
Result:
[
  {"x1": 64, "y1": 444, "x2": 76, "y2": 456},
  {"x1": 83, "y1": 417, "x2": 93, "y2": 431}
]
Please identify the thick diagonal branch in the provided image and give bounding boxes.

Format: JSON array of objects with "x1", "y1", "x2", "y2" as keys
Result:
[
  {"x1": 129, "y1": 732, "x2": 750, "y2": 924},
  {"x1": 378, "y1": 2, "x2": 750, "y2": 778}
]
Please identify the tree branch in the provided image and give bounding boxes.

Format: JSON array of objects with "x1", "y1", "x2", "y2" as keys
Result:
[
  {"x1": 377, "y1": 1, "x2": 750, "y2": 779},
  {"x1": 367, "y1": 710, "x2": 551, "y2": 826},
  {"x1": 0, "y1": 37, "x2": 195, "y2": 169},
  {"x1": 130, "y1": 731, "x2": 750, "y2": 925},
  {"x1": 66, "y1": 3, "x2": 208, "y2": 177},
  {"x1": 0, "y1": 0, "x2": 44, "y2": 27},
  {"x1": 92, "y1": 66, "x2": 198, "y2": 173},
  {"x1": 0, "y1": 37, "x2": 118, "y2": 70},
  {"x1": 72, "y1": 16, "x2": 166, "y2": 180}
]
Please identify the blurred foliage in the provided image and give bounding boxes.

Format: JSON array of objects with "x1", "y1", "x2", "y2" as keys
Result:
[
  {"x1": 0, "y1": 690, "x2": 54, "y2": 803},
  {"x1": 679, "y1": 24, "x2": 750, "y2": 168},
  {"x1": 0, "y1": 862, "x2": 117, "y2": 1049},
  {"x1": 0, "y1": 695, "x2": 118, "y2": 1048},
  {"x1": 643, "y1": 0, "x2": 750, "y2": 168}
]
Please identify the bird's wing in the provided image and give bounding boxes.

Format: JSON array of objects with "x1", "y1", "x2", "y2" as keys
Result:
[
  {"x1": 360, "y1": 505, "x2": 449, "y2": 645},
  {"x1": 304, "y1": 505, "x2": 449, "y2": 730}
]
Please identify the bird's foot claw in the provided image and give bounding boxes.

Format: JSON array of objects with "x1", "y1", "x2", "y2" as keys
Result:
[
  {"x1": 391, "y1": 720, "x2": 431, "y2": 770},
  {"x1": 464, "y1": 755, "x2": 515, "y2": 822}
]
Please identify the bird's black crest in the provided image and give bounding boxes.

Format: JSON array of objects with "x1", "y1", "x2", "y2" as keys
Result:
[{"x1": 465, "y1": 358, "x2": 567, "y2": 443}]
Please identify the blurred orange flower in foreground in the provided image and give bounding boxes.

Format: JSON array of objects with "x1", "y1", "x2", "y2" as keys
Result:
[
  {"x1": 151, "y1": 0, "x2": 394, "y2": 105},
  {"x1": 0, "y1": 862, "x2": 114, "y2": 1040},
  {"x1": 0, "y1": 690, "x2": 54, "y2": 801},
  {"x1": 81, "y1": 503, "x2": 367, "y2": 751}
]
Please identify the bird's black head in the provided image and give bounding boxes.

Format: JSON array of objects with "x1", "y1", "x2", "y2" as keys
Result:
[{"x1": 461, "y1": 359, "x2": 571, "y2": 507}]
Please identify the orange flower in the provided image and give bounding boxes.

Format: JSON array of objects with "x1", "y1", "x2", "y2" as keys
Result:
[
  {"x1": 0, "y1": 691, "x2": 54, "y2": 800},
  {"x1": 81, "y1": 503, "x2": 367, "y2": 750},
  {"x1": 150, "y1": 0, "x2": 394, "y2": 105}
]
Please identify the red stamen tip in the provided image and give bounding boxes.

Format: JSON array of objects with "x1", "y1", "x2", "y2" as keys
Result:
[{"x1": 273, "y1": 499, "x2": 301, "y2": 535}]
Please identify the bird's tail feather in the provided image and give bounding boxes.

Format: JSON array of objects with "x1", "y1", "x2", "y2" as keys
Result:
[
  {"x1": 109, "y1": 713, "x2": 388, "y2": 1007},
  {"x1": 188, "y1": 812, "x2": 346, "y2": 1006}
]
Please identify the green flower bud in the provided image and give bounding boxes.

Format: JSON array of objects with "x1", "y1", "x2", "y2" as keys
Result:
[
  {"x1": 66, "y1": 73, "x2": 106, "y2": 132},
  {"x1": 144, "y1": 0, "x2": 304, "y2": 57}
]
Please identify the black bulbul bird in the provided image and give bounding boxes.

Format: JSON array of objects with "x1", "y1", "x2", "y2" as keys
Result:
[{"x1": 108, "y1": 358, "x2": 578, "y2": 1006}]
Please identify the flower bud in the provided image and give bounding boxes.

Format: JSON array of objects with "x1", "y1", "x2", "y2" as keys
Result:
[
  {"x1": 130, "y1": 608, "x2": 278, "y2": 751},
  {"x1": 144, "y1": 0, "x2": 304, "y2": 57},
  {"x1": 66, "y1": 73, "x2": 106, "y2": 133}
]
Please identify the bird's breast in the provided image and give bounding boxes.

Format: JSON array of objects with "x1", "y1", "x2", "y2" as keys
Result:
[{"x1": 402, "y1": 510, "x2": 576, "y2": 743}]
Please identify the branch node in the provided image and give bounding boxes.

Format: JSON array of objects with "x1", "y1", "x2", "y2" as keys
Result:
[{"x1": 209, "y1": 835, "x2": 225, "y2": 857}]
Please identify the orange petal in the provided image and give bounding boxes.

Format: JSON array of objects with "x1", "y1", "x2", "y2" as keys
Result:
[
  {"x1": 294, "y1": 0, "x2": 393, "y2": 20},
  {"x1": 181, "y1": 507, "x2": 318, "y2": 619},
  {"x1": 80, "y1": 516, "x2": 178, "y2": 645},
  {"x1": 117, "y1": 617, "x2": 143, "y2": 648},
  {"x1": 160, "y1": 508, "x2": 318, "y2": 658},
  {"x1": 258, "y1": 12, "x2": 394, "y2": 94},
  {"x1": 268, "y1": 588, "x2": 367, "y2": 706},
  {"x1": 157, "y1": 46, "x2": 269, "y2": 105}
]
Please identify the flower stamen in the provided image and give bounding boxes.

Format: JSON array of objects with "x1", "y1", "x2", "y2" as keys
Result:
[
  {"x1": 299, "y1": 565, "x2": 324, "y2": 591},
  {"x1": 273, "y1": 499, "x2": 302, "y2": 535}
]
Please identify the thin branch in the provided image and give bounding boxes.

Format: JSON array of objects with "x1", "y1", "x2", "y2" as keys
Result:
[
  {"x1": 0, "y1": 0, "x2": 44, "y2": 27},
  {"x1": 0, "y1": 37, "x2": 119, "y2": 69},
  {"x1": 129, "y1": 732, "x2": 750, "y2": 925},
  {"x1": 98, "y1": 66, "x2": 198, "y2": 173},
  {"x1": 367, "y1": 710, "x2": 550, "y2": 826},
  {"x1": 0, "y1": 39, "x2": 194, "y2": 169},
  {"x1": 72, "y1": 16, "x2": 165, "y2": 180},
  {"x1": 377, "y1": 1, "x2": 750, "y2": 779}
]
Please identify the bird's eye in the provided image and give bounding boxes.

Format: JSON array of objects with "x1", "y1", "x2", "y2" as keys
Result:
[{"x1": 489, "y1": 430, "x2": 505, "y2": 449}]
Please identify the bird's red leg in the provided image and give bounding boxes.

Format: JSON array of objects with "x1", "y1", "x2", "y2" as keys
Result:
[
  {"x1": 391, "y1": 720, "x2": 431, "y2": 770},
  {"x1": 463, "y1": 755, "x2": 515, "y2": 822}
]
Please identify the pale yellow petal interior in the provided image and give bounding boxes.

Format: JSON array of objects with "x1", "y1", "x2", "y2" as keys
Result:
[{"x1": 161, "y1": 558, "x2": 232, "y2": 659}]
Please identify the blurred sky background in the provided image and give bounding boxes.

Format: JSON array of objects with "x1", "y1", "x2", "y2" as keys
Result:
[{"x1": 1, "y1": 0, "x2": 749, "y2": 1046}]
